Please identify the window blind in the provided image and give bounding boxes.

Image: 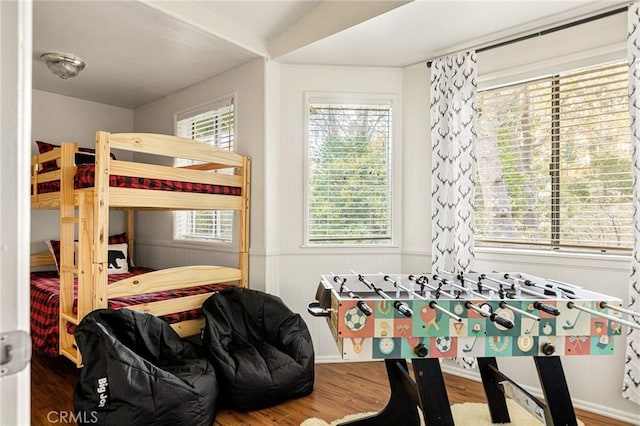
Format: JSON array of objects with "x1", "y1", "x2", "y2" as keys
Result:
[
  {"x1": 175, "y1": 99, "x2": 234, "y2": 243},
  {"x1": 307, "y1": 102, "x2": 392, "y2": 245},
  {"x1": 475, "y1": 61, "x2": 632, "y2": 251}
]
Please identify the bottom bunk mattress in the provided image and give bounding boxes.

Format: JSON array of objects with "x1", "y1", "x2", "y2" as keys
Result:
[{"x1": 30, "y1": 268, "x2": 229, "y2": 357}]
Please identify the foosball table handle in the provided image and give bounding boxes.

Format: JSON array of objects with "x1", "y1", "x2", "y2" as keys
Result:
[
  {"x1": 394, "y1": 301, "x2": 413, "y2": 317},
  {"x1": 541, "y1": 342, "x2": 556, "y2": 356},
  {"x1": 307, "y1": 302, "x2": 331, "y2": 317},
  {"x1": 357, "y1": 300, "x2": 373, "y2": 316},
  {"x1": 490, "y1": 313, "x2": 514, "y2": 329},
  {"x1": 414, "y1": 343, "x2": 428, "y2": 358},
  {"x1": 533, "y1": 301, "x2": 560, "y2": 316}
]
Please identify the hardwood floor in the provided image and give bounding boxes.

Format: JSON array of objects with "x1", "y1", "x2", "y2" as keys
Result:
[{"x1": 31, "y1": 353, "x2": 632, "y2": 426}]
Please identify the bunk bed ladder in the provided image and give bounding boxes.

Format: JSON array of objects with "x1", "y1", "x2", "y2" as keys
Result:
[
  {"x1": 240, "y1": 157, "x2": 251, "y2": 288},
  {"x1": 57, "y1": 143, "x2": 82, "y2": 365}
]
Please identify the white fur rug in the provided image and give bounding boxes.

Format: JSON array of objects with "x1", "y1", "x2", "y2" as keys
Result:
[{"x1": 300, "y1": 399, "x2": 585, "y2": 426}]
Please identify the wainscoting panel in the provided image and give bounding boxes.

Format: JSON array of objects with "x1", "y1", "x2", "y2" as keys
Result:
[
  {"x1": 277, "y1": 251, "x2": 403, "y2": 359},
  {"x1": 135, "y1": 242, "x2": 239, "y2": 270}
]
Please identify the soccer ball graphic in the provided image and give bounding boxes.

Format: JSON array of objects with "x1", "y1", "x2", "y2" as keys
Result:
[
  {"x1": 344, "y1": 306, "x2": 367, "y2": 331},
  {"x1": 435, "y1": 336, "x2": 452, "y2": 353}
]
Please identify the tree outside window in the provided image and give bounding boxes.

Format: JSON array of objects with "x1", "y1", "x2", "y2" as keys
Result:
[
  {"x1": 307, "y1": 100, "x2": 393, "y2": 245},
  {"x1": 175, "y1": 99, "x2": 234, "y2": 243},
  {"x1": 475, "y1": 61, "x2": 632, "y2": 252}
]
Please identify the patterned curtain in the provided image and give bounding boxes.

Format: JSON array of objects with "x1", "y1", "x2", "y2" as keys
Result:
[
  {"x1": 430, "y1": 51, "x2": 478, "y2": 275},
  {"x1": 625, "y1": 2, "x2": 640, "y2": 406},
  {"x1": 430, "y1": 52, "x2": 478, "y2": 369}
]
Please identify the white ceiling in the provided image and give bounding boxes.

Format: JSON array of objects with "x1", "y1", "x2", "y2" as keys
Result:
[{"x1": 32, "y1": 0, "x2": 626, "y2": 109}]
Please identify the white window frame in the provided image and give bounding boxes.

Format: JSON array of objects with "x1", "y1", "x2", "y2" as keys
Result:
[
  {"x1": 172, "y1": 94, "x2": 237, "y2": 248},
  {"x1": 303, "y1": 92, "x2": 401, "y2": 248},
  {"x1": 475, "y1": 54, "x2": 631, "y2": 254}
]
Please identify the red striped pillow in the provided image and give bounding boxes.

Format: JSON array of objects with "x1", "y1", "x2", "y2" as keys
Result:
[{"x1": 36, "y1": 141, "x2": 116, "y2": 172}]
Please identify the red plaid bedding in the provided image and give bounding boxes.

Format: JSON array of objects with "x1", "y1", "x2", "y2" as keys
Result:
[
  {"x1": 30, "y1": 268, "x2": 228, "y2": 357},
  {"x1": 34, "y1": 164, "x2": 242, "y2": 196}
]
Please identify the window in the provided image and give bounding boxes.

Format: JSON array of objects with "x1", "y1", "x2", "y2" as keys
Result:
[
  {"x1": 306, "y1": 98, "x2": 393, "y2": 245},
  {"x1": 475, "y1": 61, "x2": 632, "y2": 251},
  {"x1": 174, "y1": 97, "x2": 234, "y2": 243}
]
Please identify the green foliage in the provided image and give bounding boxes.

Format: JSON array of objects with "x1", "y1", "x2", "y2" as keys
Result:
[
  {"x1": 475, "y1": 62, "x2": 632, "y2": 250},
  {"x1": 308, "y1": 104, "x2": 391, "y2": 244}
]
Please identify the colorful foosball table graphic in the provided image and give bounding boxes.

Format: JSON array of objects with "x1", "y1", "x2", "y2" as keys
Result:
[{"x1": 308, "y1": 272, "x2": 631, "y2": 360}]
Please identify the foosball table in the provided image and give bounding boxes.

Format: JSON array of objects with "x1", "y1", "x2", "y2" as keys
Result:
[{"x1": 308, "y1": 271, "x2": 639, "y2": 426}]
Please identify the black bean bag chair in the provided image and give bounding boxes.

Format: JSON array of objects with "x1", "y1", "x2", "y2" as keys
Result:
[
  {"x1": 73, "y1": 309, "x2": 218, "y2": 426},
  {"x1": 202, "y1": 287, "x2": 315, "y2": 411}
]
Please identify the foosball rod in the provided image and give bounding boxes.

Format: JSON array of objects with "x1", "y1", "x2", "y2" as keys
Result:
[
  {"x1": 382, "y1": 274, "x2": 428, "y2": 300},
  {"x1": 508, "y1": 274, "x2": 634, "y2": 319},
  {"x1": 352, "y1": 271, "x2": 413, "y2": 318},
  {"x1": 465, "y1": 274, "x2": 550, "y2": 318},
  {"x1": 464, "y1": 301, "x2": 514, "y2": 329},
  {"x1": 331, "y1": 274, "x2": 373, "y2": 317},
  {"x1": 476, "y1": 274, "x2": 560, "y2": 316},
  {"x1": 598, "y1": 302, "x2": 640, "y2": 319},
  {"x1": 430, "y1": 300, "x2": 464, "y2": 322},
  {"x1": 546, "y1": 277, "x2": 582, "y2": 289},
  {"x1": 431, "y1": 273, "x2": 514, "y2": 328},
  {"x1": 382, "y1": 275, "x2": 463, "y2": 322},
  {"x1": 439, "y1": 271, "x2": 541, "y2": 322},
  {"x1": 439, "y1": 271, "x2": 495, "y2": 294},
  {"x1": 567, "y1": 302, "x2": 640, "y2": 331},
  {"x1": 515, "y1": 273, "x2": 583, "y2": 291},
  {"x1": 431, "y1": 273, "x2": 486, "y2": 299},
  {"x1": 402, "y1": 275, "x2": 467, "y2": 322},
  {"x1": 480, "y1": 274, "x2": 555, "y2": 300},
  {"x1": 504, "y1": 273, "x2": 577, "y2": 300},
  {"x1": 407, "y1": 274, "x2": 459, "y2": 300}
]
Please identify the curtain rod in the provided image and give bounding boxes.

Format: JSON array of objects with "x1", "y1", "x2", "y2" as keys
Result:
[{"x1": 426, "y1": 5, "x2": 628, "y2": 68}]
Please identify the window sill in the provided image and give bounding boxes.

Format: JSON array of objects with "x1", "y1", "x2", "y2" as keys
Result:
[
  {"x1": 301, "y1": 243, "x2": 399, "y2": 248},
  {"x1": 475, "y1": 245, "x2": 631, "y2": 271},
  {"x1": 297, "y1": 244, "x2": 401, "y2": 255}
]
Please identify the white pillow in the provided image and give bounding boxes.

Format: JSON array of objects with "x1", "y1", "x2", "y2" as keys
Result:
[
  {"x1": 44, "y1": 239, "x2": 60, "y2": 273},
  {"x1": 107, "y1": 243, "x2": 129, "y2": 274}
]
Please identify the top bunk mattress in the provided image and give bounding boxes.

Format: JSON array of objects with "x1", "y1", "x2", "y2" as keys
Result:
[{"x1": 34, "y1": 164, "x2": 242, "y2": 196}]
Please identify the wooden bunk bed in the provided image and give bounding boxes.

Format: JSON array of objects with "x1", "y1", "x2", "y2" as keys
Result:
[{"x1": 30, "y1": 131, "x2": 250, "y2": 366}]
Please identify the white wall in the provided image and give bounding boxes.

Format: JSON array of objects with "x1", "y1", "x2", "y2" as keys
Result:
[
  {"x1": 133, "y1": 58, "x2": 268, "y2": 290},
  {"x1": 262, "y1": 59, "x2": 282, "y2": 295},
  {"x1": 277, "y1": 64, "x2": 404, "y2": 358},
  {"x1": 401, "y1": 62, "x2": 431, "y2": 273},
  {"x1": 30, "y1": 90, "x2": 133, "y2": 254},
  {"x1": 478, "y1": 12, "x2": 627, "y2": 89}
]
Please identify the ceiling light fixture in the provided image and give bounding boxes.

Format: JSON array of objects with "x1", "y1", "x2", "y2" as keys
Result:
[{"x1": 40, "y1": 52, "x2": 86, "y2": 80}]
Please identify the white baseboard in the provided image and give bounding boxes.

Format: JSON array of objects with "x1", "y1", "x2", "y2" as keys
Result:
[{"x1": 314, "y1": 355, "x2": 373, "y2": 364}]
